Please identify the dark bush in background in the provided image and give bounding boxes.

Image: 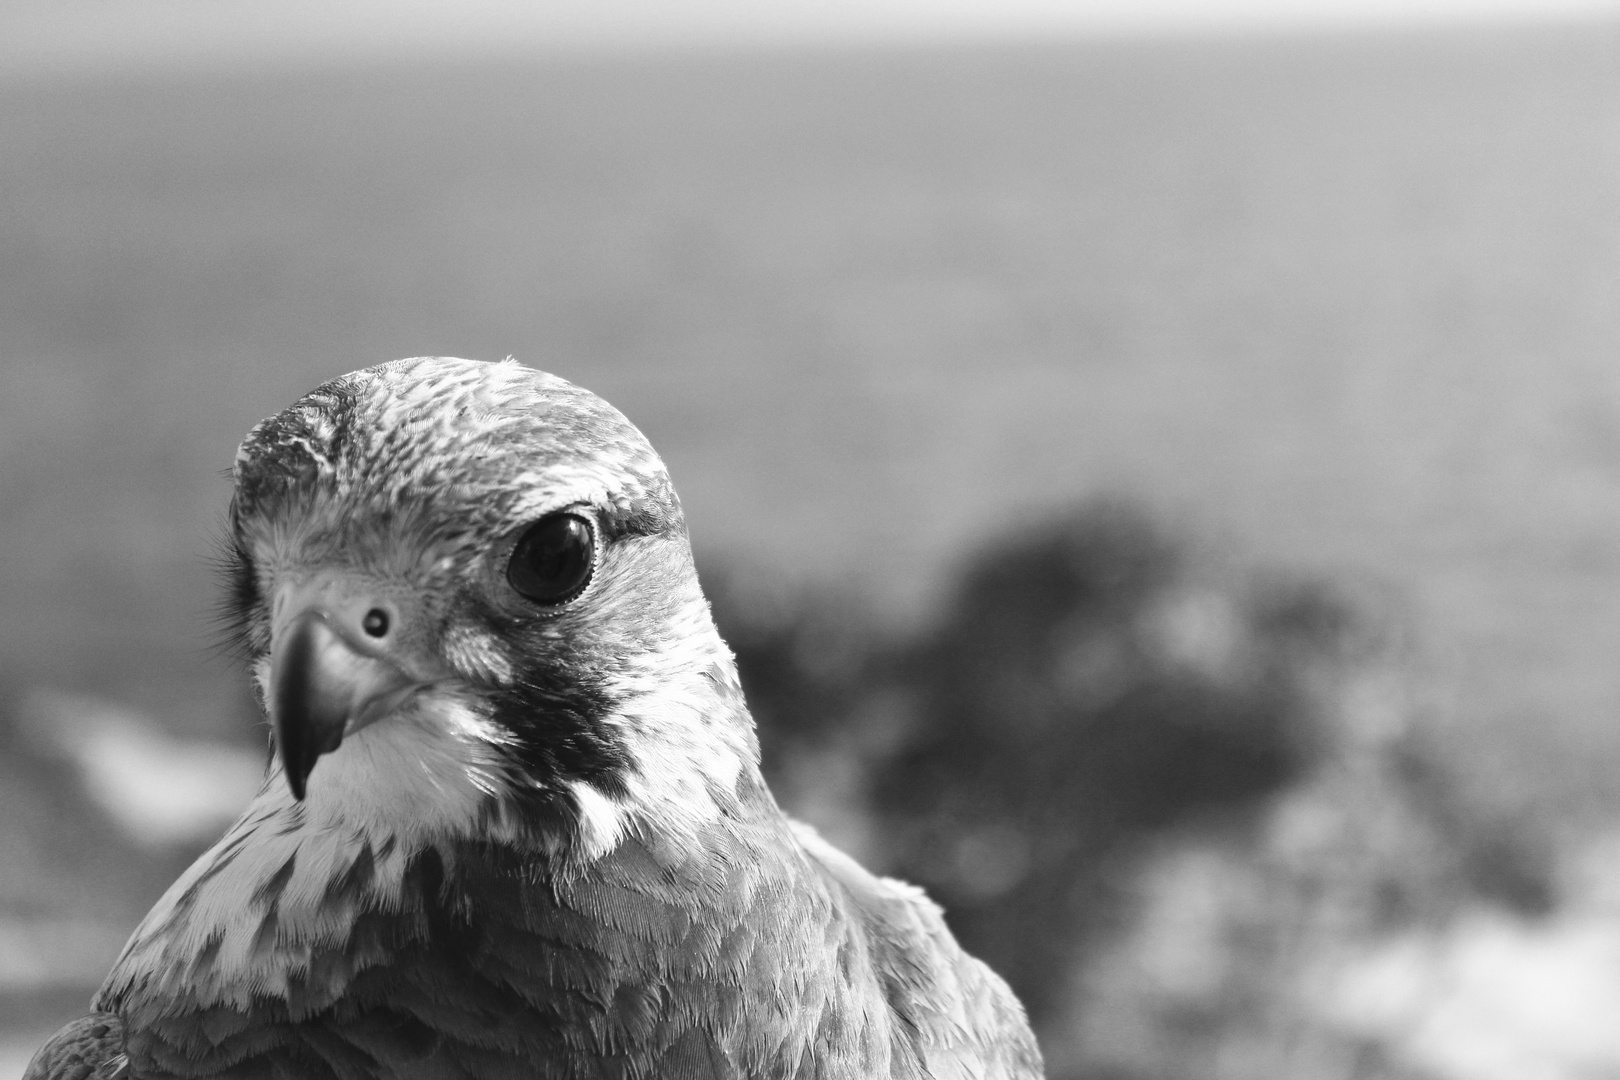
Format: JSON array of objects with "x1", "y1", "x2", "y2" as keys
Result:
[
  {"x1": 708, "y1": 500, "x2": 1555, "y2": 1077},
  {"x1": 878, "y1": 505, "x2": 1313, "y2": 1026}
]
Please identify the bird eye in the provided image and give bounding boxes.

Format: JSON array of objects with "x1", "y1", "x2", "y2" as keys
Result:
[{"x1": 507, "y1": 512, "x2": 595, "y2": 605}]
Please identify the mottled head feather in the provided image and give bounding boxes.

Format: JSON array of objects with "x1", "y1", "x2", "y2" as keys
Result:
[{"x1": 232, "y1": 357, "x2": 680, "y2": 565}]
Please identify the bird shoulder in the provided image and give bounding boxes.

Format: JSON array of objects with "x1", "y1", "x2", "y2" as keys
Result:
[{"x1": 790, "y1": 821, "x2": 1046, "y2": 1080}]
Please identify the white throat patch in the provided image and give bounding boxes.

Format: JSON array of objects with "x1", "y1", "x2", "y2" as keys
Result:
[{"x1": 99, "y1": 686, "x2": 528, "y2": 1012}]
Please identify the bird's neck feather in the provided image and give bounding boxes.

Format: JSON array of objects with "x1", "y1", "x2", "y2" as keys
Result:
[
  {"x1": 97, "y1": 777, "x2": 790, "y2": 1023},
  {"x1": 96, "y1": 648, "x2": 778, "y2": 1020}
]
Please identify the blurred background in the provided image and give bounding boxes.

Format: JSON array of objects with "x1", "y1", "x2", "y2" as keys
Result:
[{"x1": 5, "y1": 1, "x2": 1620, "y2": 1076}]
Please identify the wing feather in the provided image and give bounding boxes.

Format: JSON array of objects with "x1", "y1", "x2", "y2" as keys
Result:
[
  {"x1": 23, "y1": 1013, "x2": 128, "y2": 1080},
  {"x1": 791, "y1": 820, "x2": 1046, "y2": 1079}
]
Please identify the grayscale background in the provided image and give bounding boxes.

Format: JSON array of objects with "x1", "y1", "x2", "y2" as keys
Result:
[{"x1": 5, "y1": 2, "x2": 1620, "y2": 1076}]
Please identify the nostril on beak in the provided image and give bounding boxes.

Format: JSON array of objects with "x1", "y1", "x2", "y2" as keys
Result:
[{"x1": 361, "y1": 608, "x2": 390, "y2": 638}]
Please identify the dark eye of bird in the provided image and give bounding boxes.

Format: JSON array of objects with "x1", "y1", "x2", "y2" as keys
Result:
[{"x1": 507, "y1": 512, "x2": 595, "y2": 605}]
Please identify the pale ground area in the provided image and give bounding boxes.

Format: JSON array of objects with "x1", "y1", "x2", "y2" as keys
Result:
[
  {"x1": 1074, "y1": 835, "x2": 1620, "y2": 1080},
  {"x1": 1332, "y1": 835, "x2": 1620, "y2": 1080},
  {"x1": 18, "y1": 690, "x2": 263, "y2": 850}
]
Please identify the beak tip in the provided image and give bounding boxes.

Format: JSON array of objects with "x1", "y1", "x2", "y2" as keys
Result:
[{"x1": 276, "y1": 723, "x2": 341, "y2": 803}]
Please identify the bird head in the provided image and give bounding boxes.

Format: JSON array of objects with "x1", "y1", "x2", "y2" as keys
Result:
[{"x1": 223, "y1": 357, "x2": 756, "y2": 855}]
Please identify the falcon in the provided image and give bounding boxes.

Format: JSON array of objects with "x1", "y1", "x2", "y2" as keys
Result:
[{"x1": 28, "y1": 357, "x2": 1043, "y2": 1080}]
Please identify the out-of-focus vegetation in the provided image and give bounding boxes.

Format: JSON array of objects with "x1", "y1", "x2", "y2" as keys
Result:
[{"x1": 713, "y1": 500, "x2": 1573, "y2": 1079}]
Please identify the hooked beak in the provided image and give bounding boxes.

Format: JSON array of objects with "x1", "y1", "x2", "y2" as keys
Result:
[{"x1": 270, "y1": 606, "x2": 418, "y2": 801}]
